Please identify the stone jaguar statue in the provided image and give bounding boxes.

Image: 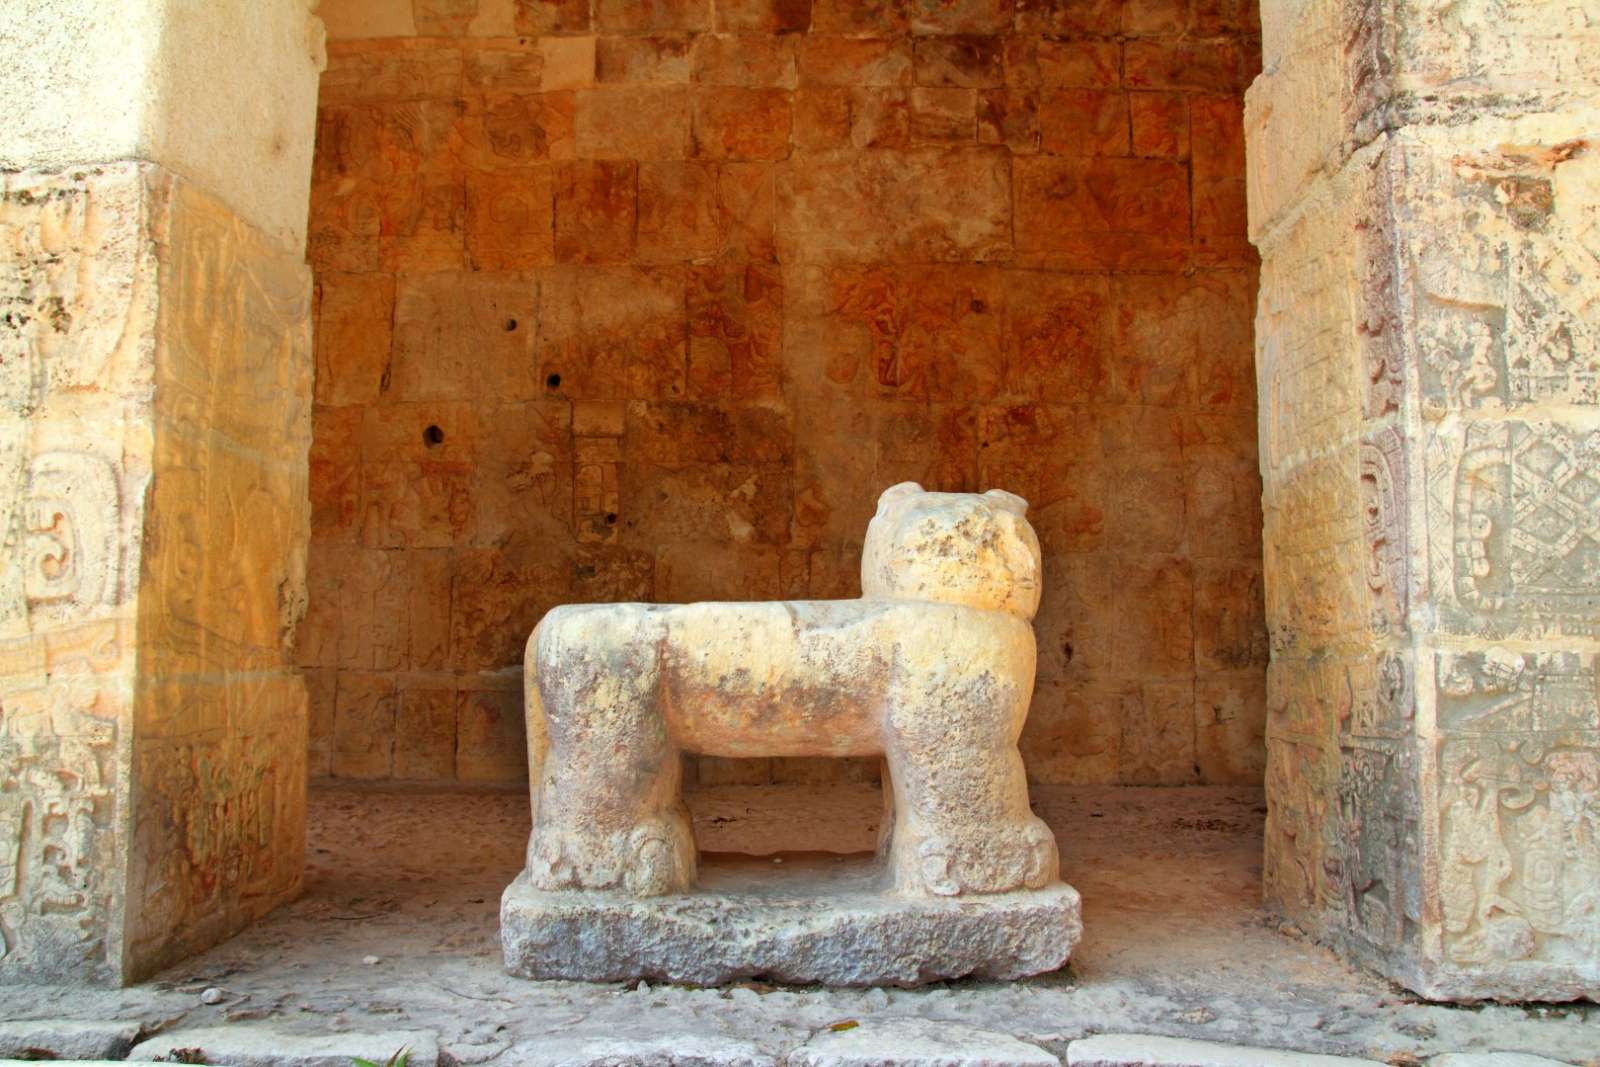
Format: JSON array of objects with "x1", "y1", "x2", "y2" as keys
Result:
[{"x1": 520, "y1": 481, "x2": 1060, "y2": 899}]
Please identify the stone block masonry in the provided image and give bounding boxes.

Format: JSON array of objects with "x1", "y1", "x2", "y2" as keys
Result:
[
  {"x1": 1, "y1": 0, "x2": 322, "y2": 986},
  {"x1": 0, "y1": 163, "x2": 312, "y2": 984},
  {"x1": 1247, "y1": 0, "x2": 1600, "y2": 1002},
  {"x1": 302, "y1": 0, "x2": 1269, "y2": 790}
]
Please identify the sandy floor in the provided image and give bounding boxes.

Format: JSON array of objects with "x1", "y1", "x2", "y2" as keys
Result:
[{"x1": 2, "y1": 784, "x2": 1596, "y2": 1063}]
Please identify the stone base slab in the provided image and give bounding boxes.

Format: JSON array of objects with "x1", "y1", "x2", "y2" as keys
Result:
[{"x1": 501, "y1": 853, "x2": 1081, "y2": 986}]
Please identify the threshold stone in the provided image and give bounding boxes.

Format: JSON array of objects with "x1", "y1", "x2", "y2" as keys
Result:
[
  {"x1": 129, "y1": 1027, "x2": 441, "y2": 1067},
  {"x1": 501, "y1": 853, "x2": 1082, "y2": 986}
]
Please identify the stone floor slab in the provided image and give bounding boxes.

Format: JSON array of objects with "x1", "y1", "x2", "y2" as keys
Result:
[
  {"x1": 501, "y1": 1032, "x2": 777, "y2": 1066},
  {"x1": 790, "y1": 1017, "x2": 1060, "y2": 1066},
  {"x1": 129, "y1": 1026, "x2": 440, "y2": 1067},
  {"x1": 1430, "y1": 1056, "x2": 1580, "y2": 1066},
  {"x1": 501, "y1": 853, "x2": 1081, "y2": 986},
  {"x1": 0, "y1": 1021, "x2": 141, "y2": 1061},
  {"x1": 4, "y1": 787, "x2": 1597, "y2": 1065},
  {"x1": 1066, "y1": 1034, "x2": 1388, "y2": 1067}
]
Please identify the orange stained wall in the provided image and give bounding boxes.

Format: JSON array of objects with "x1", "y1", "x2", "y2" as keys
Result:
[{"x1": 299, "y1": 0, "x2": 1267, "y2": 787}]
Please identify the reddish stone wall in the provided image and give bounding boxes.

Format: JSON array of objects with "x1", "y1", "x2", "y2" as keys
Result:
[{"x1": 300, "y1": 0, "x2": 1266, "y2": 787}]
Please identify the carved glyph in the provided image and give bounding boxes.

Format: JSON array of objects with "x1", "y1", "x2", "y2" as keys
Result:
[
  {"x1": 0, "y1": 165, "x2": 156, "y2": 983},
  {"x1": 1427, "y1": 421, "x2": 1600, "y2": 638}
]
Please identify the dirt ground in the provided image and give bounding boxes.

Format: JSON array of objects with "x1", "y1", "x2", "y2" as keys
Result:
[{"x1": 2, "y1": 784, "x2": 1596, "y2": 1064}]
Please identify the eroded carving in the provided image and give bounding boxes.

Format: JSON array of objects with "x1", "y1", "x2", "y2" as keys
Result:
[
  {"x1": 0, "y1": 167, "x2": 151, "y2": 984},
  {"x1": 1360, "y1": 429, "x2": 1410, "y2": 635},
  {"x1": 1407, "y1": 144, "x2": 1600, "y2": 412},
  {"x1": 1436, "y1": 651, "x2": 1600, "y2": 966},
  {"x1": 1433, "y1": 421, "x2": 1600, "y2": 637},
  {"x1": 1440, "y1": 736, "x2": 1600, "y2": 967},
  {"x1": 1334, "y1": 737, "x2": 1421, "y2": 951}
]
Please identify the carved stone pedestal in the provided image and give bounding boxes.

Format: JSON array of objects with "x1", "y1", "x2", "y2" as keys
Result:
[{"x1": 502, "y1": 854, "x2": 1081, "y2": 986}]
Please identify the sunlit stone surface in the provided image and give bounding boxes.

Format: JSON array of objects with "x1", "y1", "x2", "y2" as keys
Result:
[{"x1": 503, "y1": 483, "x2": 1080, "y2": 984}]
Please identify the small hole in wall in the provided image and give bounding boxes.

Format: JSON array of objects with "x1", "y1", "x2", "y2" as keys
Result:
[
  {"x1": 547, "y1": 373, "x2": 562, "y2": 390},
  {"x1": 605, "y1": 512, "x2": 618, "y2": 525},
  {"x1": 423, "y1": 425, "x2": 445, "y2": 447},
  {"x1": 1062, "y1": 641, "x2": 1074, "y2": 664},
  {"x1": 504, "y1": 318, "x2": 518, "y2": 332}
]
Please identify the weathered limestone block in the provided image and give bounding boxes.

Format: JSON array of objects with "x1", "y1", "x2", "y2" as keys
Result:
[
  {"x1": 1, "y1": 163, "x2": 158, "y2": 984},
  {"x1": 0, "y1": 160, "x2": 313, "y2": 985},
  {"x1": 1250, "y1": 0, "x2": 1600, "y2": 1004},
  {"x1": 503, "y1": 483, "x2": 1080, "y2": 984}
]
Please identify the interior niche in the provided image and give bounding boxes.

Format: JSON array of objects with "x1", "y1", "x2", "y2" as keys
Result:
[{"x1": 298, "y1": 0, "x2": 1267, "y2": 795}]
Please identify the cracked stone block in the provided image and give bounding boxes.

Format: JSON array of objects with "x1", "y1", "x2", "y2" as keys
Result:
[
  {"x1": 129, "y1": 1027, "x2": 440, "y2": 1067},
  {"x1": 790, "y1": 1017, "x2": 1059, "y2": 1067},
  {"x1": 1066, "y1": 1034, "x2": 1388, "y2": 1067}
]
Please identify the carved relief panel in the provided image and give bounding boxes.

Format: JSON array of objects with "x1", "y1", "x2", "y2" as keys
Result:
[{"x1": 1436, "y1": 651, "x2": 1600, "y2": 970}]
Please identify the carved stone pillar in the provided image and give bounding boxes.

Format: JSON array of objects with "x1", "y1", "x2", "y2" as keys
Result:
[
  {"x1": 1248, "y1": 0, "x2": 1599, "y2": 999},
  {"x1": 0, "y1": 0, "x2": 323, "y2": 983}
]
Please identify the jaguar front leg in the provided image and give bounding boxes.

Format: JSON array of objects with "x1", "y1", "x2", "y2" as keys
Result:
[
  {"x1": 524, "y1": 605, "x2": 696, "y2": 896},
  {"x1": 881, "y1": 622, "x2": 1059, "y2": 898}
]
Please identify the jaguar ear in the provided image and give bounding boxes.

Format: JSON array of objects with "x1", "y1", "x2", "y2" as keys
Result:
[
  {"x1": 984, "y1": 488, "x2": 1028, "y2": 516},
  {"x1": 876, "y1": 481, "x2": 924, "y2": 513}
]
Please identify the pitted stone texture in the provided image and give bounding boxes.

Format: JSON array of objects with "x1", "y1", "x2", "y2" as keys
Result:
[
  {"x1": 1066, "y1": 1035, "x2": 1387, "y2": 1067},
  {"x1": 521, "y1": 484, "x2": 1063, "y2": 910},
  {"x1": 1248, "y1": 0, "x2": 1600, "y2": 1007},
  {"x1": 130, "y1": 1027, "x2": 440, "y2": 1067},
  {"x1": 1, "y1": 0, "x2": 323, "y2": 245},
  {"x1": 0, "y1": 1021, "x2": 141, "y2": 1061},
  {"x1": 791, "y1": 1017, "x2": 1059, "y2": 1067},
  {"x1": 501, "y1": 856, "x2": 1081, "y2": 986}
]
